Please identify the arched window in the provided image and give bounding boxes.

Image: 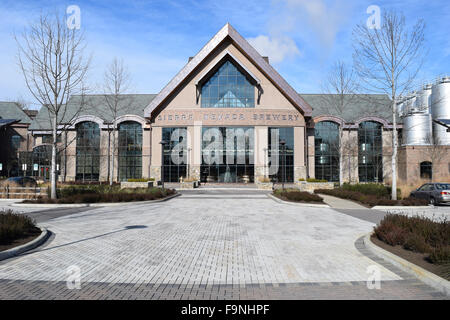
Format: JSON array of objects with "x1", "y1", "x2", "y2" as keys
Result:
[
  {"x1": 315, "y1": 121, "x2": 340, "y2": 182},
  {"x1": 201, "y1": 60, "x2": 255, "y2": 108},
  {"x1": 420, "y1": 161, "x2": 432, "y2": 179},
  {"x1": 118, "y1": 121, "x2": 142, "y2": 181},
  {"x1": 358, "y1": 121, "x2": 383, "y2": 183},
  {"x1": 76, "y1": 121, "x2": 100, "y2": 181}
]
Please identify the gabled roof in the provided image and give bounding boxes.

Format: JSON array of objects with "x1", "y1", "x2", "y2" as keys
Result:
[
  {"x1": 144, "y1": 23, "x2": 313, "y2": 118},
  {"x1": 0, "y1": 119, "x2": 20, "y2": 129},
  {"x1": 29, "y1": 94, "x2": 156, "y2": 131},
  {"x1": 300, "y1": 94, "x2": 392, "y2": 123},
  {"x1": 0, "y1": 102, "x2": 32, "y2": 124}
]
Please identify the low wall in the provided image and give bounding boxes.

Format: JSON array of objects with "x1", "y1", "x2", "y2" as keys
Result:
[
  {"x1": 120, "y1": 181, "x2": 154, "y2": 189},
  {"x1": 296, "y1": 182, "x2": 334, "y2": 193}
]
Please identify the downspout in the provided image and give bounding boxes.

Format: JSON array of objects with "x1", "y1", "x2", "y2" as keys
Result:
[
  {"x1": 304, "y1": 121, "x2": 309, "y2": 179},
  {"x1": 148, "y1": 124, "x2": 152, "y2": 179},
  {"x1": 107, "y1": 128, "x2": 111, "y2": 183}
]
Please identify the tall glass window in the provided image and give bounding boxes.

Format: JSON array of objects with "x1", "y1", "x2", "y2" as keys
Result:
[
  {"x1": 118, "y1": 121, "x2": 142, "y2": 181},
  {"x1": 268, "y1": 127, "x2": 294, "y2": 183},
  {"x1": 358, "y1": 121, "x2": 383, "y2": 183},
  {"x1": 162, "y1": 127, "x2": 187, "y2": 182},
  {"x1": 315, "y1": 121, "x2": 340, "y2": 182},
  {"x1": 76, "y1": 121, "x2": 100, "y2": 181},
  {"x1": 201, "y1": 127, "x2": 254, "y2": 183},
  {"x1": 201, "y1": 60, "x2": 255, "y2": 108}
]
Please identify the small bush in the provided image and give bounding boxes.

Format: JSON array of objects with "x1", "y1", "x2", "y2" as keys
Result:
[
  {"x1": 0, "y1": 210, "x2": 39, "y2": 245},
  {"x1": 306, "y1": 178, "x2": 328, "y2": 183},
  {"x1": 274, "y1": 189, "x2": 324, "y2": 203},
  {"x1": 127, "y1": 178, "x2": 155, "y2": 182},
  {"x1": 403, "y1": 233, "x2": 431, "y2": 253},
  {"x1": 428, "y1": 247, "x2": 450, "y2": 264}
]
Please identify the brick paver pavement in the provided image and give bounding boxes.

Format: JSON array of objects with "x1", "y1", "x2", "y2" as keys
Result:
[{"x1": 0, "y1": 190, "x2": 447, "y2": 299}]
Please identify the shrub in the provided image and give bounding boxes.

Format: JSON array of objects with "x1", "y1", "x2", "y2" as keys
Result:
[
  {"x1": 428, "y1": 247, "x2": 450, "y2": 264},
  {"x1": 403, "y1": 233, "x2": 431, "y2": 253},
  {"x1": 258, "y1": 177, "x2": 271, "y2": 183},
  {"x1": 23, "y1": 187, "x2": 175, "y2": 204},
  {"x1": 0, "y1": 210, "x2": 39, "y2": 245},
  {"x1": 306, "y1": 178, "x2": 328, "y2": 183},
  {"x1": 374, "y1": 214, "x2": 450, "y2": 266},
  {"x1": 274, "y1": 189, "x2": 324, "y2": 203},
  {"x1": 127, "y1": 178, "x2": 155, "y2": 182},
  {"x1": 314, "y1": 188, "x2": 427, "y2": 207},
  {"x1": 374, "y1": 220, "x2": 407, "y2": 246}
]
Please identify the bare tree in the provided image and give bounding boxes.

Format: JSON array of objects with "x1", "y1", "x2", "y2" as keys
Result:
[
  {"x1": 320, "y1": 61, "x2": 359, "y2": 185},
  {"x1": 15, "y1": 12, "x2": 91, "y2": 199},
  {"x1": 352, "y1": 9, "x2": 426, "y2": 199},
  {"x1": 103, "y1": 58, "x2": 132, "y2": 185}
]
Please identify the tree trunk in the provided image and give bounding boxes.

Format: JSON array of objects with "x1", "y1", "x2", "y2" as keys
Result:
[
  {"x1": 339, "y1": 127, "x2": 344, "y2": 186},
  {"x1": 51, "y1": 115, "x2": 57, "y2": 199},
  {"x1": 110, "y1": 124, "x2": 116, "y2": 185},
  {"x1": 391, "y1": 99, "x2": 398, "y2": 200}
]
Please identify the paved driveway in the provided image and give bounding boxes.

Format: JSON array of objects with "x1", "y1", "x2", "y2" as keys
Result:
[{"x1": 0, "y1": 191, "x2": 446, "y2": 299}]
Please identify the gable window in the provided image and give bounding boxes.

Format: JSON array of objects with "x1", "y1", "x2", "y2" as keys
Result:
[{"x1": 201, "y1": 60, "x2": 255, "y2": 108}]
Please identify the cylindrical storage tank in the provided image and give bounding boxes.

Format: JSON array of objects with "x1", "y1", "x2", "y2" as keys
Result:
[
  {"x1": 416, "y1": 84, "x2": 432, "y2": 114},
  {"x1": 397, "y1": 98, "x2": 404, "y2": 118},
  {"x1": 404, "y1": 93, "x2": 417, "y2": 115},
  {"x1": 431, "y1": 77, "x2": 450, "y2": 145},
  {"x1": 402, "y1": 113, "x2": 433, "y2": 146}
]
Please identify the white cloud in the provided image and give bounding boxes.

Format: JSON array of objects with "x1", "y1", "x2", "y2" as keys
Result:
[
  {"x1": 271, "y1": 0, "x2": 351, "y2": 50},
  {"x1": 247, "y1": 35, "x2": 300, "y2": 63}
]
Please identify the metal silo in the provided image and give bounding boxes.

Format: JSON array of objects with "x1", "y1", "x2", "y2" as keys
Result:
[
  {"x1": 403, "y1": 92, "x2": 417, "y2": 115},
  {"x1": 402, "y1": 113, "x2": 433, "y2": 146},
  {"x1": 431, "y1": 77, "x2": 450, "y2": 145},
  {"x1": 416, "y1": 84, "x2": 432, "y2": 114},
  {"x1": 397, "y1": 96, "x2": 405, "y2": 118}
]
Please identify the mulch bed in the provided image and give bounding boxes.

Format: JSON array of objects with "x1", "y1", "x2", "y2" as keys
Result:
[
  {"x1": 371, "y1": 235, "x2": 449, "y2": 281},
  {"x1": 0, "y1": 227, "x2": 41, "y2": 252}
]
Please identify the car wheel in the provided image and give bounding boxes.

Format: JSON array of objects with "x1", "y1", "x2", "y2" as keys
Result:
[{"x1": 429, "y1": 197, "x2": 436, "y2": 205}]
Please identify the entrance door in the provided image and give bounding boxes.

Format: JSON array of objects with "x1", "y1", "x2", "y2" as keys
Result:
[{"x1": 40, "y1": 166, "x2": 50, "y2": 181}]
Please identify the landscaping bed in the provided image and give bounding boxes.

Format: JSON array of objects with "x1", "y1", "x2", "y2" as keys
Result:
[
  {"x1": 273, "y1": 189, "x2": 324, "y2": 204},
  {"x1": 314, "y1": 183, "x2": 428, "y2": 208},
  {"x1": 372, "y1": 214, "x2": 449, "y2": 280},
  {"x1": 0, "y1": 210, "x2": 41, "y2": 252},
  {"x1": 22, "y1": 185, "x2": 176, "y2": 204}
]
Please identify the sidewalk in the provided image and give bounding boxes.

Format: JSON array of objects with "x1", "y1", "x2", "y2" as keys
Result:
[{"x1": 318, "y1": 193, "x2": 367, "y2": 209}]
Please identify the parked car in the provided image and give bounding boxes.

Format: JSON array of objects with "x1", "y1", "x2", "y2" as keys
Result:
[
  {"x1": 410, "y1": 183, "x2": 450, "y2": 205},
  {"x1": 1, "y1": 176, "x2": 38, "y2": 187}
]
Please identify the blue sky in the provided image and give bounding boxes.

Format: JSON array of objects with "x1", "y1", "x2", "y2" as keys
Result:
[{"x1": 1, "y1": 0, "x2": 449, "y2": 108}]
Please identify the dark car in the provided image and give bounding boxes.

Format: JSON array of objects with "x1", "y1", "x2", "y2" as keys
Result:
[
  {"x1": 410, "y1": 183, "x2": 450, "y2": 205},
  {"x1": 2, "y1": 176, "x2": 38, "y2": 187}
]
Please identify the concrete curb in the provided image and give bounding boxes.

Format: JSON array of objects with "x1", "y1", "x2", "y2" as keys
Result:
[
  {"x1": 0, "y1": 227, "x2": 49, "y2": 261},
  {"x1": 371, "y1": 206, "x2": 431, "y2": 210},
  {"x1": 10, "y1": 192, "x2": 181, "y2": 208},
  {"x1": 363, "y1": 233, "x2": 450, "y2": 297},
  {"x1": 267, "y1": 193, "x2": 330, "y2": 208}
]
